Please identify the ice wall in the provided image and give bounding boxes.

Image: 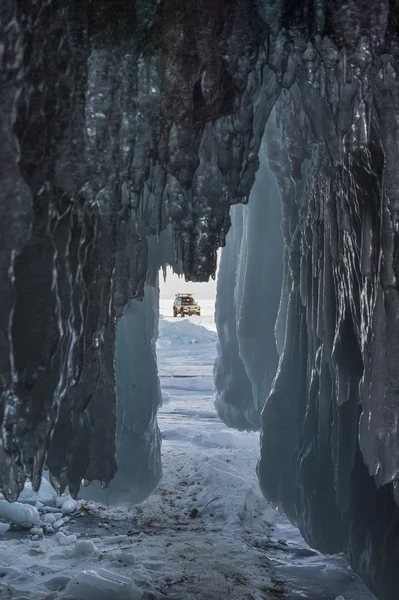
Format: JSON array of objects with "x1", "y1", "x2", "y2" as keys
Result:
[
  {"x1": 217, "y1": 3, "x2": 399, "y2": 598},
  {"x1": 0, "y1": 0, "x2": 277, "y2": 499},
  {"x1": 255, "y1": 83, "x2": 399, "y2": 598},
  {"x1": 83, "y1": 284, "x2": 162, "y2": 505},
  {"x1": 214, "y1": 204, "x2": 254, "y2": 430},
  {"x1": 256, "y1": 64, "x2": 399, "y2": 600},
  {"x1": 214, "y1": 138, "x2": 283, "y2": 430}
]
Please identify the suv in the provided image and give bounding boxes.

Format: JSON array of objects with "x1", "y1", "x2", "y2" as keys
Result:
[{"x1": 173, "y1": 293, "x2": 201, "y2": 317}]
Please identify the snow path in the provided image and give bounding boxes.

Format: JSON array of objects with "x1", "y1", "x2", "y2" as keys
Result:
[{"x1": 0, "y1": 314, "x2": 375, "y2": 599}]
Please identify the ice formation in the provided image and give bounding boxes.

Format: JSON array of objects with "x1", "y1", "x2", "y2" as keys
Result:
[
  {"x1": 2, "y1": 1, "x2": 399, "y2": 598},
  {"x1": 82, "y1": 284, "x2": 162, "y2": 505},
  {"x1": 214, "y1": 127, "x2": 283, "y2": 430},
  {"x1": 258, "y1": 89, "x2": 399, "y2": 599},
  {"x1": 0, "y1": 0, "x2": 270, "y2": 501}
]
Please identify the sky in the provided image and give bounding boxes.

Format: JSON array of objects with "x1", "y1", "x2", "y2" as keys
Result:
[{"x1": 159, "y1": 267, "x2": 218, "y2": 300}]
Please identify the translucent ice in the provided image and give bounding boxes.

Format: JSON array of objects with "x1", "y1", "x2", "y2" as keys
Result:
[
  {"x1": 214, "y1": 125, "x2": 283, "y2": 430},
  {"x1": 0, "y1": 501, "x2": 40, "y2": 527}
]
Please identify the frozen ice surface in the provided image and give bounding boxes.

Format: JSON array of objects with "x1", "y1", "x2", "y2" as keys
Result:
[
  {"x1": 56, "y1": 532, "x2": 78, "y2": 546},
  {"x1": 66, "y1": 568, "x2": 143, "y2": 599}
]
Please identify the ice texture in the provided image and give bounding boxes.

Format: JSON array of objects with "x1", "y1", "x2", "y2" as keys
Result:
[
  {"x1": 82, "y1": 285, "x2": 162, "y2": 505},
  {"x1": 257, "y1": 73, "x2": 399, "y2": 600},
  {"x1": 0, "y1": 500, "x2": 40, "y2": 527},
  {"x1": 2, "y1": 1, "x2": 399, "y2": 598},
  {"x1": 0, "y1": 0, "x2": 275, "y2": 500},
  {"x1": 66, "y1": 568, "x2": 143, "y2": 600},
  {"x1": 214, "y1": 137, "x2": 283, "y2": 430},
  {"x1": 0, "y1": 523, "x2": 10, "y2": 535},
  {"x1": 0, "y1": 477, "x2": 56, "y2": 507}
]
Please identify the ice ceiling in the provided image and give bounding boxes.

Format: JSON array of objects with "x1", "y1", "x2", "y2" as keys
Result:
[{"x1": 2, "y1": 1, "x2": 399, "y2": 598}]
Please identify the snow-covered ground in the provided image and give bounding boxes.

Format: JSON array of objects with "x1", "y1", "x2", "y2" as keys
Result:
[{"x1": 0, "y1": 308, "x2": 375, "y2": 600}]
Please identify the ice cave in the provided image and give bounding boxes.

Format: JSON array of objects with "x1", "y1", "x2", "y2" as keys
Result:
[{"x1": 1, "y1": 1, "x2": 399, "y2": 599}]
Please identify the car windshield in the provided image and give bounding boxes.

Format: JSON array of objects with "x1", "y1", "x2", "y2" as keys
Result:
[{"x1": 181, "y1": 297, "x2": 195, "y2": 305}]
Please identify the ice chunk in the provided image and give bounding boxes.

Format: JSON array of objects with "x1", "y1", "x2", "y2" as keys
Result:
[
  {"x1": 70, "y1": 540, "x2": 98, "y2": 556},
  {"x1": 45, "y1": 575, "x2": 72, "y2": 591},
  {"x1": 56, "y1": 531, "x2": 77, "y2": 546},
  {"x1": 56, "y1": 494, "x2": 73, "y2": 508},
  {"x1": 0, "y1": 523, "x2": 10, "y2": 535},
  {"x1": 53, "y1": 519, "x2": 64, "y2": 530},
  {"x1": 41, "y1": 506, "x2": 62, "y2": 513},
  {"x1": 61, "y1": 499, "x2": 77, "y2": 514},
  {"x1": 30, "y1": 527, "x2": 43, "y2": 535},
  {"x1": 66, "y1": 568, "x2": 143, "y2": 599},
  {"x1": 43, "y1": 513, "x2": 56, "y2": 524},
  {"x1": 103, "y1": 534, "x2": 129, "y2": 545},
  {"x1": 50, "y1": 512, "x2": 63, "y2": 520},
  {"x1": 0, "y1": 500, "x2": 40, "y2": 526}
]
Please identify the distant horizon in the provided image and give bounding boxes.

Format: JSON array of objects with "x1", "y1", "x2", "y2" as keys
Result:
[{"x1": 159, "y1": 265, "x2": 218, "y2": 300}]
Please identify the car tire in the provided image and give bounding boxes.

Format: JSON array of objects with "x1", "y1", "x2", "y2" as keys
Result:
[{"x1": 173, "y1": 309, "x2": 177, "y2": 317}]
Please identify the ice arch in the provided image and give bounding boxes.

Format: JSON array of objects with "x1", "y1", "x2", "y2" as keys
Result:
[{"x1": 3, "y1": 2, "x2": 399, "y2": 598}]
